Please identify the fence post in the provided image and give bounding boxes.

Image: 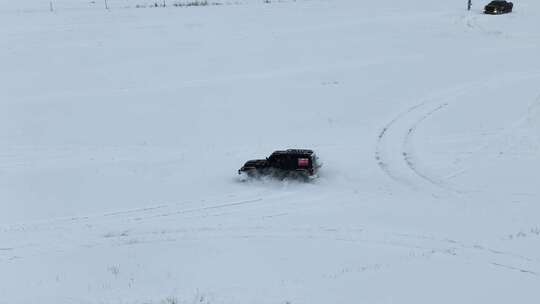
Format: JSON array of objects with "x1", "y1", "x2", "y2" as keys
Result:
[
  {"x1": 50, "y1": 1, "x2": 54, "y2": 12},
  {"x1": 468, "y1": 0, "x2": 472, "y2": 11},
  {"x1": 105, "y1": 0, "x2": 109, "y2": 9}
]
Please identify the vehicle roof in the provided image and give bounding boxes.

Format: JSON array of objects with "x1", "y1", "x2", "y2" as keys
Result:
[{"x1": 271, "y1": 149, "x2": 314, "y2": 156}]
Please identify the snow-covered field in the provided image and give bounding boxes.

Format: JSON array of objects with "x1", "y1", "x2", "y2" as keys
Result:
[{"x1": 2, "y1": 0, "x2": 540, "y2": 303}]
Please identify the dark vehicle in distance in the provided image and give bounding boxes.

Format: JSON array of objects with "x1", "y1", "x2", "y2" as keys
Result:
[
  {"x1": 484, "y1": 1, "x2": 513, "y2": 14},
  {"x1": 239, "y1": 149, "x2": 320, "y2": 179}
]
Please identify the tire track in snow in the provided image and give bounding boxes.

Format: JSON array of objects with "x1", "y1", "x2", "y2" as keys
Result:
[
  {"x1": 4, "y1": 212, "x2": 540, "y2": 278},
  {"x1": 375, "y1": 86, "x2": 471, "y2": 195},
  {"x1": 375, "y1": 72, "x2": 540, "y2": 195},
  {"x1": 375, "y1": 101, "x2": 429, "y2": 189},
  {"x1": 491, "y1": 263, "x2": 540, "y2": 276},
  {"x1": 136, "y1": 198, "x2": 264, "y2": 220},
  {"x1": 401, "y1": 102, "x2": 465, "y2": 194}
]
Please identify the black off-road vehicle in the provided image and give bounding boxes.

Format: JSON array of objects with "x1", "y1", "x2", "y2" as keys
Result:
[
  {"x1": 238, "y1": 149, "x2": 320, "y2": 179},
  {"x1": 484, "y1": 1, "x2": 513, "y2": 14}
]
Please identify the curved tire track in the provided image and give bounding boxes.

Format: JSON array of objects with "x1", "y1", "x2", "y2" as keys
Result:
[
  {"x1": 376, "y1": 71, "x2": 540, "y2": 195},
  {"x1": 401, "y1": 102, "x2": 465, "y2": 193},
  {"x1": 375, "y1": 86, "x2": 470, "y2": 195}
]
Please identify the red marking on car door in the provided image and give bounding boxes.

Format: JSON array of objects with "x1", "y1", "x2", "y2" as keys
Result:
[{"x1": 298, "y1": 158, "x2": 309, "y2": 167}]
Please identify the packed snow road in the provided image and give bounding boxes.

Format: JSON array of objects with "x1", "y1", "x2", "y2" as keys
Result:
[{"x1": 1, "y1": 0, "x2": 540, "y2": 303}]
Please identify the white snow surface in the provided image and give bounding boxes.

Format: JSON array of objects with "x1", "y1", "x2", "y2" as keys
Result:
[{"x1": 2, "y1": 0, "x2": 540, "y2": 303}]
